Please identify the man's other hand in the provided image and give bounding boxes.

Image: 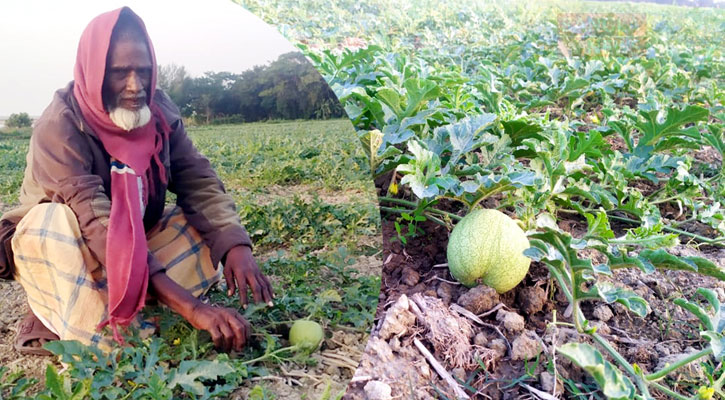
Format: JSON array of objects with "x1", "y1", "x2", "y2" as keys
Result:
[
  {"x1": 223, "y1": 245, "x2": 274, "y2": 308},
  {"x1": 188, "y1": 303, "x2": 251, "y2": 352}
]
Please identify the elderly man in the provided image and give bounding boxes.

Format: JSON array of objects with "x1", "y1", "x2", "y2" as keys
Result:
[{"x1": 0, "y1": 7, "x2": 273, "y2": 354}]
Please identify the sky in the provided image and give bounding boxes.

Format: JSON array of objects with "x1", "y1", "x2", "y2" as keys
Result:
[{"x1": 0, "y1": 0, "x2": 297, "y2": 117}]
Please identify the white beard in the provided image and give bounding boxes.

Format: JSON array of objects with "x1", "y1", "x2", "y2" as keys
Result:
[{"x1": 108, "y1": 104, "x2": 152, "y2": 131}]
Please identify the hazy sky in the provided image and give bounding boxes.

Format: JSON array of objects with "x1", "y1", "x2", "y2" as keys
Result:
[{"x1": 0, "y1": 0, "x2": 297, "y2": 116}]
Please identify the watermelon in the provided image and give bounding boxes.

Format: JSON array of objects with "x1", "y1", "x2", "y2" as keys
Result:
[
  {"x1": 447, "y1": 209, "x2": 531, "y2": 293},
  {"x1": 289, "y1": 320, "x2": 324, "y2": 352}
]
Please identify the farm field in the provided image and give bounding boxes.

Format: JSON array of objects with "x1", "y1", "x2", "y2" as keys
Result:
[
  {"x1": 236, "y1": 1, "x2": 725, "y2": 399},
  {"x1": 0, "y1": 119, "x2": 382, "y2": 399}
]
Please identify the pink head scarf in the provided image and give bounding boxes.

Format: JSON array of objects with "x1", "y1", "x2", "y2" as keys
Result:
[{"x1": 72, "y1": 6, "x2": 169, "y2": 343}]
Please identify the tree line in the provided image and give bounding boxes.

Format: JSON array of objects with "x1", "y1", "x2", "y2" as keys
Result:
[{"x1": 158, "y1": 51, "x2": 345, "y2": 124}]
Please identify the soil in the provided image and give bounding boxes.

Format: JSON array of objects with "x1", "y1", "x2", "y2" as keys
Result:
[
  {"x1": 232, "y1": 329, "x2": 369, "y2": 400},
  {"x1": 253, "y1": 184, "x2": 378, "y2": 207},
  {"x1": 0, "y1": 280, "x2": 52, "y2": 387},
  {"x1": 341, "y1": 198, "x2": 725, "y2": 399}
]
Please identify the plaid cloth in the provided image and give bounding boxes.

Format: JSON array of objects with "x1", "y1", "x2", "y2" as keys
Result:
[{"x1": 12, "y1": 203, "x2": 222, "y2": 350}]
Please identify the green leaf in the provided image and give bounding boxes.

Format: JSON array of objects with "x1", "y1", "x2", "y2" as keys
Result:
[
  {"x1": 603, "y1": 246, "x2": 656, "y2": 274},
  {"x1": 608, "y1": 120, "x2": 634, "y2": 152},
  {"x1": 351, "y1": 91, "x2": 386, "y2": 128},
  {"x1": 702, "y1": 124, "x2": 724, "y2": 156},
  {"x1": 584, "y1": 211, "x2": 615, "y2": 240},
  {"x1": 44, "y1": 364, "x2": 66, "y2": 400},
  {"x1": 568, "y1": 130, "x2": 605, "y2": 161},
  {"x1": 673, "y1": 288, "x2": 722, "y2": 333},
  {"x1": 402, "y1": 78, "x2": 440, "y2": 119},
  {"x1": 381, "y1": 122, "x2": 416, "y2": 145},
  {"x1": 502, "y1": 119, "x2": 546, "y2": 146},
  {"x1": 674, "y1": 298, "x2": 715, "y2": 332},
  {"x1": 319, "y1": 288, "x2": 343, "y2": 303},
  {"x1": 167, "y1": 360, "x2": 236, "y2": 396},
  {"x1": 686, "y1": 256, "x2": 725, "y2": 282},
  {"x1": 591, "y1": 282, "x2": 649, "y2": 317},
  {"x1": 634, "y1": 105, "x2": 709, "y2": 153},
  {"x1": 398, "y1": 140, "x2": 444, "y2": 199},
  {"x1": 69, "y1": 379, "x2": 91, "y2": 400},
  {"x1": 639, "y1": 249, "x2": 698, "y2": 273},
  {"x1": 559, "y1": 77, "x2": 590, "y2": 98},
  {"x1": 375, "y1": 87, "x2": 404, "y2": 119},
  {"x1": 358, "y1": 129, "x2": 402, "y2": 176},
  {"x1": 557, "y1": 343, "x2": 636, "y2": 400},
  {"x1": 436, "y1": 114, "x2": 497, "y2": 173},
  {"x1": 142, "y1": 373, "x2": 174, "y2": 400},
  {"x1": 701, "y1": 332, "x2": 725, "y2": 358}
]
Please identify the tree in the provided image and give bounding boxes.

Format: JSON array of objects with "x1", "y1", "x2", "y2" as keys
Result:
[
  {"x1": 157, "y1": 64, "x2": 191, "y2": 111},
  {"x1": 156, "y1": 51, "x2": 344, "y2": 124},
  {"x1": 5, "y1": 112, "x2": 32, "y2": 128}
]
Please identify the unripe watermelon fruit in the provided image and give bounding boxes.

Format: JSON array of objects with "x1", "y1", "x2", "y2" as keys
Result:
[
  {"x1": 447, "y1": 209, "x2": 531, "y2": 293},
  {"x1": 289, "y1": 320, "x2": 324, "y2": 352}
]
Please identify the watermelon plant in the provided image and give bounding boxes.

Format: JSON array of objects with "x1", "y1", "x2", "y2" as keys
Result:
[{"x1": 235, "y1": 0, "x2": 725, "y2": 398}]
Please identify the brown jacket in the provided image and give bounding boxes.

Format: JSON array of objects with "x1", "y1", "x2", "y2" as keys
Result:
[{"x1": 0, "y1": 82, "x2": 252, "y2": 278}]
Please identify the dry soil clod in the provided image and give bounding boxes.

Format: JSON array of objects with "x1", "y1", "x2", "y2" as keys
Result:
[
  {"x1": 517, "y1": 285, "x2": 547, "y2": 315},
  {"x1": 377, "y1": 294, "x2": 416, "y2": 340},
  {"x1": 400, "y1": 267, "x2": 420, "y2": 286},
  {"x1": 511, "y1": 330, "x2": 543, "y2": 361},
  {"x1": 496, "y1": 309, "x2": 525, "y2": 333},
  {"x1": 363, "y1": 381, "x2": 392, "y2": 400},
  {"x1": 592, "y1": 304, "x2": 614, "y2": 322},
  {"x1": 457, "y1": 285, "x2": 500, "y2": 314}
]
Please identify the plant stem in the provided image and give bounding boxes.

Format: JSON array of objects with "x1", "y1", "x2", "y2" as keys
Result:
[
  {"x1": 377, "y1": 196, "x2": 419, "y2": 208},
  {"x1": 670, "y1": 216, "x2": 696, "y2": 229},
  {"x1": 649, "y1": 382, "x2": 691, "y2": 400},
  {"x1": 573, "y1": 303, "x2": 585, "y2": 333},
  {"x1": 645, "y1": 347, "x2": 711, "y2": 381},
  {"x1": 241, "y1": 344, "x2": 301, "y2": 365},
  {"x1": 608, "y1": 214, "x2": 725, "y2": 248},
  {"x1": 591, "y1": 333, "x2": 652, "y2": 398},
  {"x1": 379, "y1": 206, "x2": 449, "y2": 228},
  {"x1": 378, "y1": 197, "x2": 462, "y2": 221},
  {"x1": 545, "y1": 266, "x2": 573, "y2": 304},
  {"x1": 469, "y1": 185, "x2": 514, "y2": 211},
  {"x1": 649, "y1": 195, "x2": 681, "y2": 205},
  {"x1": 423, "y1": 212, "x2": 448, "y2": 227}
]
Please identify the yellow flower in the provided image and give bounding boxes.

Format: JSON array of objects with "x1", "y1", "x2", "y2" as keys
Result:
[
  {"x1": 173, "y1": 338, "x2": 181, "y2": 346},
  {"x1": 698, "y1": 386, "x2": 714, "y2": 400}
]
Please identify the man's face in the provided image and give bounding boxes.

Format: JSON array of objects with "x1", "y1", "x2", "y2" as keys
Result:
[{"x1": 102, "y1": 38, "x2": 152, "y2": 112}]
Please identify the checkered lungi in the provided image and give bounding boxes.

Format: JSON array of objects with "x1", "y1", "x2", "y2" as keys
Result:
[{"x1": 12, "y1": 203, "x2": 222, "y2": 350}]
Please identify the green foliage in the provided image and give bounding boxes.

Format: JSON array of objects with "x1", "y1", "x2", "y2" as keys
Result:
[
  {"x1": 0, "y1": 366, "x2": 37, "y2": 399},
  {"x1": 4, "y1": 112, "x2": 32, "y2": 128},
  {"x1": 237, "y1": 196, "x2": 377, "y2": 253},
  {"x1": 34, "y1": 338, "x2": 243, "y2": 400},
  {"x1": 236, "y1": 0, "x2": 725, "y2": 237},
  {"x1": 0, "y1": 120, "x2": 380, "y2": 398},
  {"x1": 0, "y1": 128, "x2": 30, "y2": 206},
  {"x1": 189, "y1": 120, "x2": 373, "y2": 191},
  {"x1": 229, "y1": 2, "x2": 725, "y2": 397},
  {"x1": 558, "y1": 343, "x2": 636, "y2": 400}
]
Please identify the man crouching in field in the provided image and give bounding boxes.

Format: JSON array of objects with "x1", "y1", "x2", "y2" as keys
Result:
[{"x1": 0, "y1": 7, "x2": 273, "y2": 355}]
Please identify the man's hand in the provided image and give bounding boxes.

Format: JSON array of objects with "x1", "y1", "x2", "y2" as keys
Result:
[
  {"x1": 223, "y1": 245, "x2": 274, "y2": 308},
  {"x1": 149, "y1": 271, "x2": 252, "y2": 352},
  {"x1": 187, "y1": 303, "x2": 251, "y2": 352}
]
